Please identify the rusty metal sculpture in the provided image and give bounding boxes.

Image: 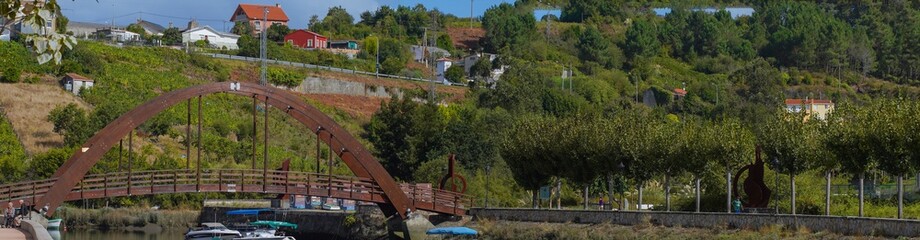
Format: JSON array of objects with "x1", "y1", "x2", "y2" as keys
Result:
[
  {"x1": 732, "y1": 146, "x2": 772, "y2": 208},
  {"x1": 439, "y1": 154, "x2": 467, "y2": 193},
  {"x1": 38, "y1": 82, "x2": 415, "y2": 218}
]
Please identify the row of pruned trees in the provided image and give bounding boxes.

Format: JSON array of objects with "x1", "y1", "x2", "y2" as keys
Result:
[
  {"x1": 501, "y1": 98, "x2": 920, "y2": 218},
  {"x1": 501, "y1": 108, "x2": 754, "y2": 212}
]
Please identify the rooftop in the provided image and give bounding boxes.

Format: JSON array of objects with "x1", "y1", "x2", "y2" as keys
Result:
[
  {"x1": 65, "y1": 73, "x2": 92, "y2": 82},
  {"x1": 233, "y1": 4, "x2": 289, "y2": 22},
  {"x1": 785, "y1": 99, "x2": 833, "y2": 105}
]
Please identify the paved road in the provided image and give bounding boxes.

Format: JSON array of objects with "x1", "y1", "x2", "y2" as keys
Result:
[{"x1": 0, "y1": 228, "x2": 28, "y2": 240}]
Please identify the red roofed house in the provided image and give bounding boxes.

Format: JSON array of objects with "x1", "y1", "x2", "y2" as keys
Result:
[
  {"x1": 785, "y1": 98, "x2": 834, "y2": 121},
  {"x1": 230, "y1": 4, "x2": 289, "y2": 35},
  {"x1": 673, "y1": 88, "x2": 687, "y2": 98},
  {"x1": 284, "y1": 30, "x2": 327, "y2": 49}
]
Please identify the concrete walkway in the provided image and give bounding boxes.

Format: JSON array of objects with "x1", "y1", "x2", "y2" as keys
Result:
[{"x1": 0, "y1": 228, "x2": 29, "y2": 240}]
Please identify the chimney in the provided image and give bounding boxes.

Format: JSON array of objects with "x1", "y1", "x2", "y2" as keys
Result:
[
  {"x1": 187, "y1": 19, "x2": 199, "y2": 30},
  {"x1": 275, "y1": 3, "x2": 280, "y2": 8}
]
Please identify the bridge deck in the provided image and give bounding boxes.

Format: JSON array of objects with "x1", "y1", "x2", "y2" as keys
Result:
[
  {"x1": 0, "y1": 169, "x2": 472, "y2": 216},
  {"x1": 0, "y1": 228, "x2": 28, "y2": 240}
]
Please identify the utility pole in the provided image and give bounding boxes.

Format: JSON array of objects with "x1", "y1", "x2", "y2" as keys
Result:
[
  {"x1": 111, "y1": 0, "x2": 116, "y2": 43},
  {"x1": 259, "y1": 7, "x2": 268, "y2": 86},
  {"x1": 470, "y1": 0, "x2": 474, "y2": 29}
]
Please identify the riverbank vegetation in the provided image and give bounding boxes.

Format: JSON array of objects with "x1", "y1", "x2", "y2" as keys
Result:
[
  {"x1": 59, "y1": 206, "x2": 198, "y2": 230},
  {"x1": 467, "y1": 220, "x2": 877, "y2": 240}
]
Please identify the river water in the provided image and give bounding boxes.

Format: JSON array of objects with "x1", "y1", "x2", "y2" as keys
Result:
[{"x1": 52, "y1": 230, "x2": 185, "y2": 240}]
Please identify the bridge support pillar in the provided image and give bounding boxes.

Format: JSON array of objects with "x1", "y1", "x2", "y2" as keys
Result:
[{"x1": 386, "y1": 212, "x2": 434, "y2": 240}]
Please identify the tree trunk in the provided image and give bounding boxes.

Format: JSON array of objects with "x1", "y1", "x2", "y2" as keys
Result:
[
  {"x1": 583, "y1": 185, "x2": 589, "y2": 210},
  {"x1": 556, "y1": 179, "x2": 562, "y2": 209},
  {"x1": 726, "y1": 168, "x2": 732, "y2": 213},
  {"x1": 898, "y1": 175, "x2": 904, "y2": 219},
  {"x1": 859, "y1": 172, "x2": 864, "y2": 217},
  {"x1": 532, "y1": 190, "x2": 538, "y2": 209},
  {"x1": 637, "y1": 182, "x2": 643, "y2": 211},
  {"x1": 790, "y1": 174, "x2": 796, "y2": 215},
  {"x1": 665, "y1": 174, "x2": 671, "y2": 212},
  {"x1": 825, "y1": 171, "x2": 831, "y2": 216},
  {"x1": 607, "y1": 174, "x2": 614, "y2": 211},
  {"x1": 695, "y1": 175, "x2": 701, "y2": 213}
]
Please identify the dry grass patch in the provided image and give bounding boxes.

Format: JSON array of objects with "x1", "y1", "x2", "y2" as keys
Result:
[{"x1": 0, "y1": 83, "x2": 91, "y2": 155}]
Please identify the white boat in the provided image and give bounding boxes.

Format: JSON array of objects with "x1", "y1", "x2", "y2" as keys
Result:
[
  {"x1": 185, "y1": 222, "x2": 243, "y2": 240},
  {"x1": 234, "y1": 229, "x2": 295, "y2": 240},
  {"x1": 233, "y1": 221, "x2": 297, "y2": 240}
]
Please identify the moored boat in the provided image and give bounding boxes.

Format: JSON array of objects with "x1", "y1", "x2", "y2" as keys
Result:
[{"x1": 186, "y1": 222, "x2": 243, "y2": 240}]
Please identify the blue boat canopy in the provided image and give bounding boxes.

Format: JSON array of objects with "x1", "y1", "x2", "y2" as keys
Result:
[
  {"x1": 226, "y1": 209, "x2": 271, "y2": 215},
  {"x1": 426, "y1": 227, "x2": 478, "y2": 235},
  {"x1": 250, "y1": 220, "x2": 298, "y2": 229}
]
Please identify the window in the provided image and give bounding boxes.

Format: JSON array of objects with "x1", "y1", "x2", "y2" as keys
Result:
[
  {"x1": 307, "y1": 39, "x2": 313, "y2": 47},
  {"x1": 253, "y1": 21, "x2": 262, "y2": 30},
  {"x1": 287, "y1": 39, "x2": 293, "y2": 45}
]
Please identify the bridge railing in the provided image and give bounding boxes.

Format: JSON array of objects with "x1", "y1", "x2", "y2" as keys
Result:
[
  {"x1": 0, "y1": 178, "x2": 58, "y2": 205},
  {"x1": 0, "y1": 169, "x2": 473, "y2": 215},
  {"x1": 401, "y1": 184, "x2": 475, "y2": 213}
]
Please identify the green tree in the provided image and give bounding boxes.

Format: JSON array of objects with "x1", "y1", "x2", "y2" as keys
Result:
[
  {"x1": 482, "y1": 3, "x2": 536, "y2": 53},
  {"x1": 470, "y1": 57, "x2": 492, "y2": 79},
  {"x1": 312, "y1": 6, "x2": 354, "y2": 36},
  {"x1": 367, "y1": 95, "x2": 446, "y2": 181},
  {"x1": 760, "y1": 110, "x2": 822, "y2": 214},
  {"x1": 577, "y1": 25, "x2": 613, "y2": 66},
  {"x1": 436, "y1": 34, "x2": 455, "y2": 52},
  {"x1": 161, "y1": 27, "x2": 182, "y2": 46},
  {"x1": 126, "y1": 23, "x2": 146, "y2": 37},
  {"x1": 501, "y1": 114, "x2": 555, "y2": 207},
  {"x1": 47, "y1": 103, "x2": 92, "y2": 146},
  {"x1": 231, "y1": 21, "x2": 253, "y2": 36},
  {"x1": 266, "y1": 23, "x2": 291, "y2": 43},
  {"x1": 623, "y1": 19, "x2": 660, "y2": 60},
  {"x1": 31, "y1": 147, "x2": 72, "y2": 179},
  {"x1": 445, "y1": 65, "x2": 465, "y2": 83},
  {"x1": 377, "y1": 37, "x2": 409, "y2": 74}
]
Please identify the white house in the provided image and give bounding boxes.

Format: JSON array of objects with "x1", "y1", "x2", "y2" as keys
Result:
[
  {"x1": 61, "y1": 73, "x2": 93, "y2": 95},
  {"x1": 435, "y1": 58, "x2": 453, "y2": 84},
  {"x1": 462, "y1": 53, "x2": 507, "y2": 85},
  {"x1": 94, "y1": 28, "x2": 141, "y2": 42},
  {"x1": 182, "y1": 25, "x2": 240, "y2": 50}
]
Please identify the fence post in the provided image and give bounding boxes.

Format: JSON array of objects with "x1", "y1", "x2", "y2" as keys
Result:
[
  {"x1": 307, "y1": 174, "x2": 312, "y2": 196},
  {"x1": 218, "y1": 169, "x2": 223, "y2": 192},
  {"x1": 150, "y1": 171, "x2": 154, "y2": 194},
  {"x1": 174, "y1": 170, "x2": 178, "y2": 193},
  {"x1": 104, "y1": 174, "x2": 108, "y2": 197}
]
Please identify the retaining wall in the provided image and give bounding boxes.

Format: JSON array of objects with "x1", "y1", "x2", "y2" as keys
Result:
[
  {"x1": 296, "y1": 77, "x2": 401, "y2": 98},
  {"x1": 470, "y1": 208, "x2": 920, "y2": 237},
  {"x1": 20, "y1": 220, "x2": 52, "y2": 240}
]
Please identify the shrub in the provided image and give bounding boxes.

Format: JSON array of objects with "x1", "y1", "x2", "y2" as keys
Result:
[
  {"x1": 267, "y1": 67, "x2": 304, "y2": 88},
  {"x1": 1, "y1": 66, "x2": 21, "y2": 83}
]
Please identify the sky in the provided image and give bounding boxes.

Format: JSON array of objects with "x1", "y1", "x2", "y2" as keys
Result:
[{"x1": 58, "y1": 0, "x2": 516, "y2": 32}]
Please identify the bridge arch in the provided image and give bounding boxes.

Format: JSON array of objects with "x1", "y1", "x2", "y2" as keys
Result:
[{"x1": 39, "y1": 82, "x2": 414, "y2": 218}]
